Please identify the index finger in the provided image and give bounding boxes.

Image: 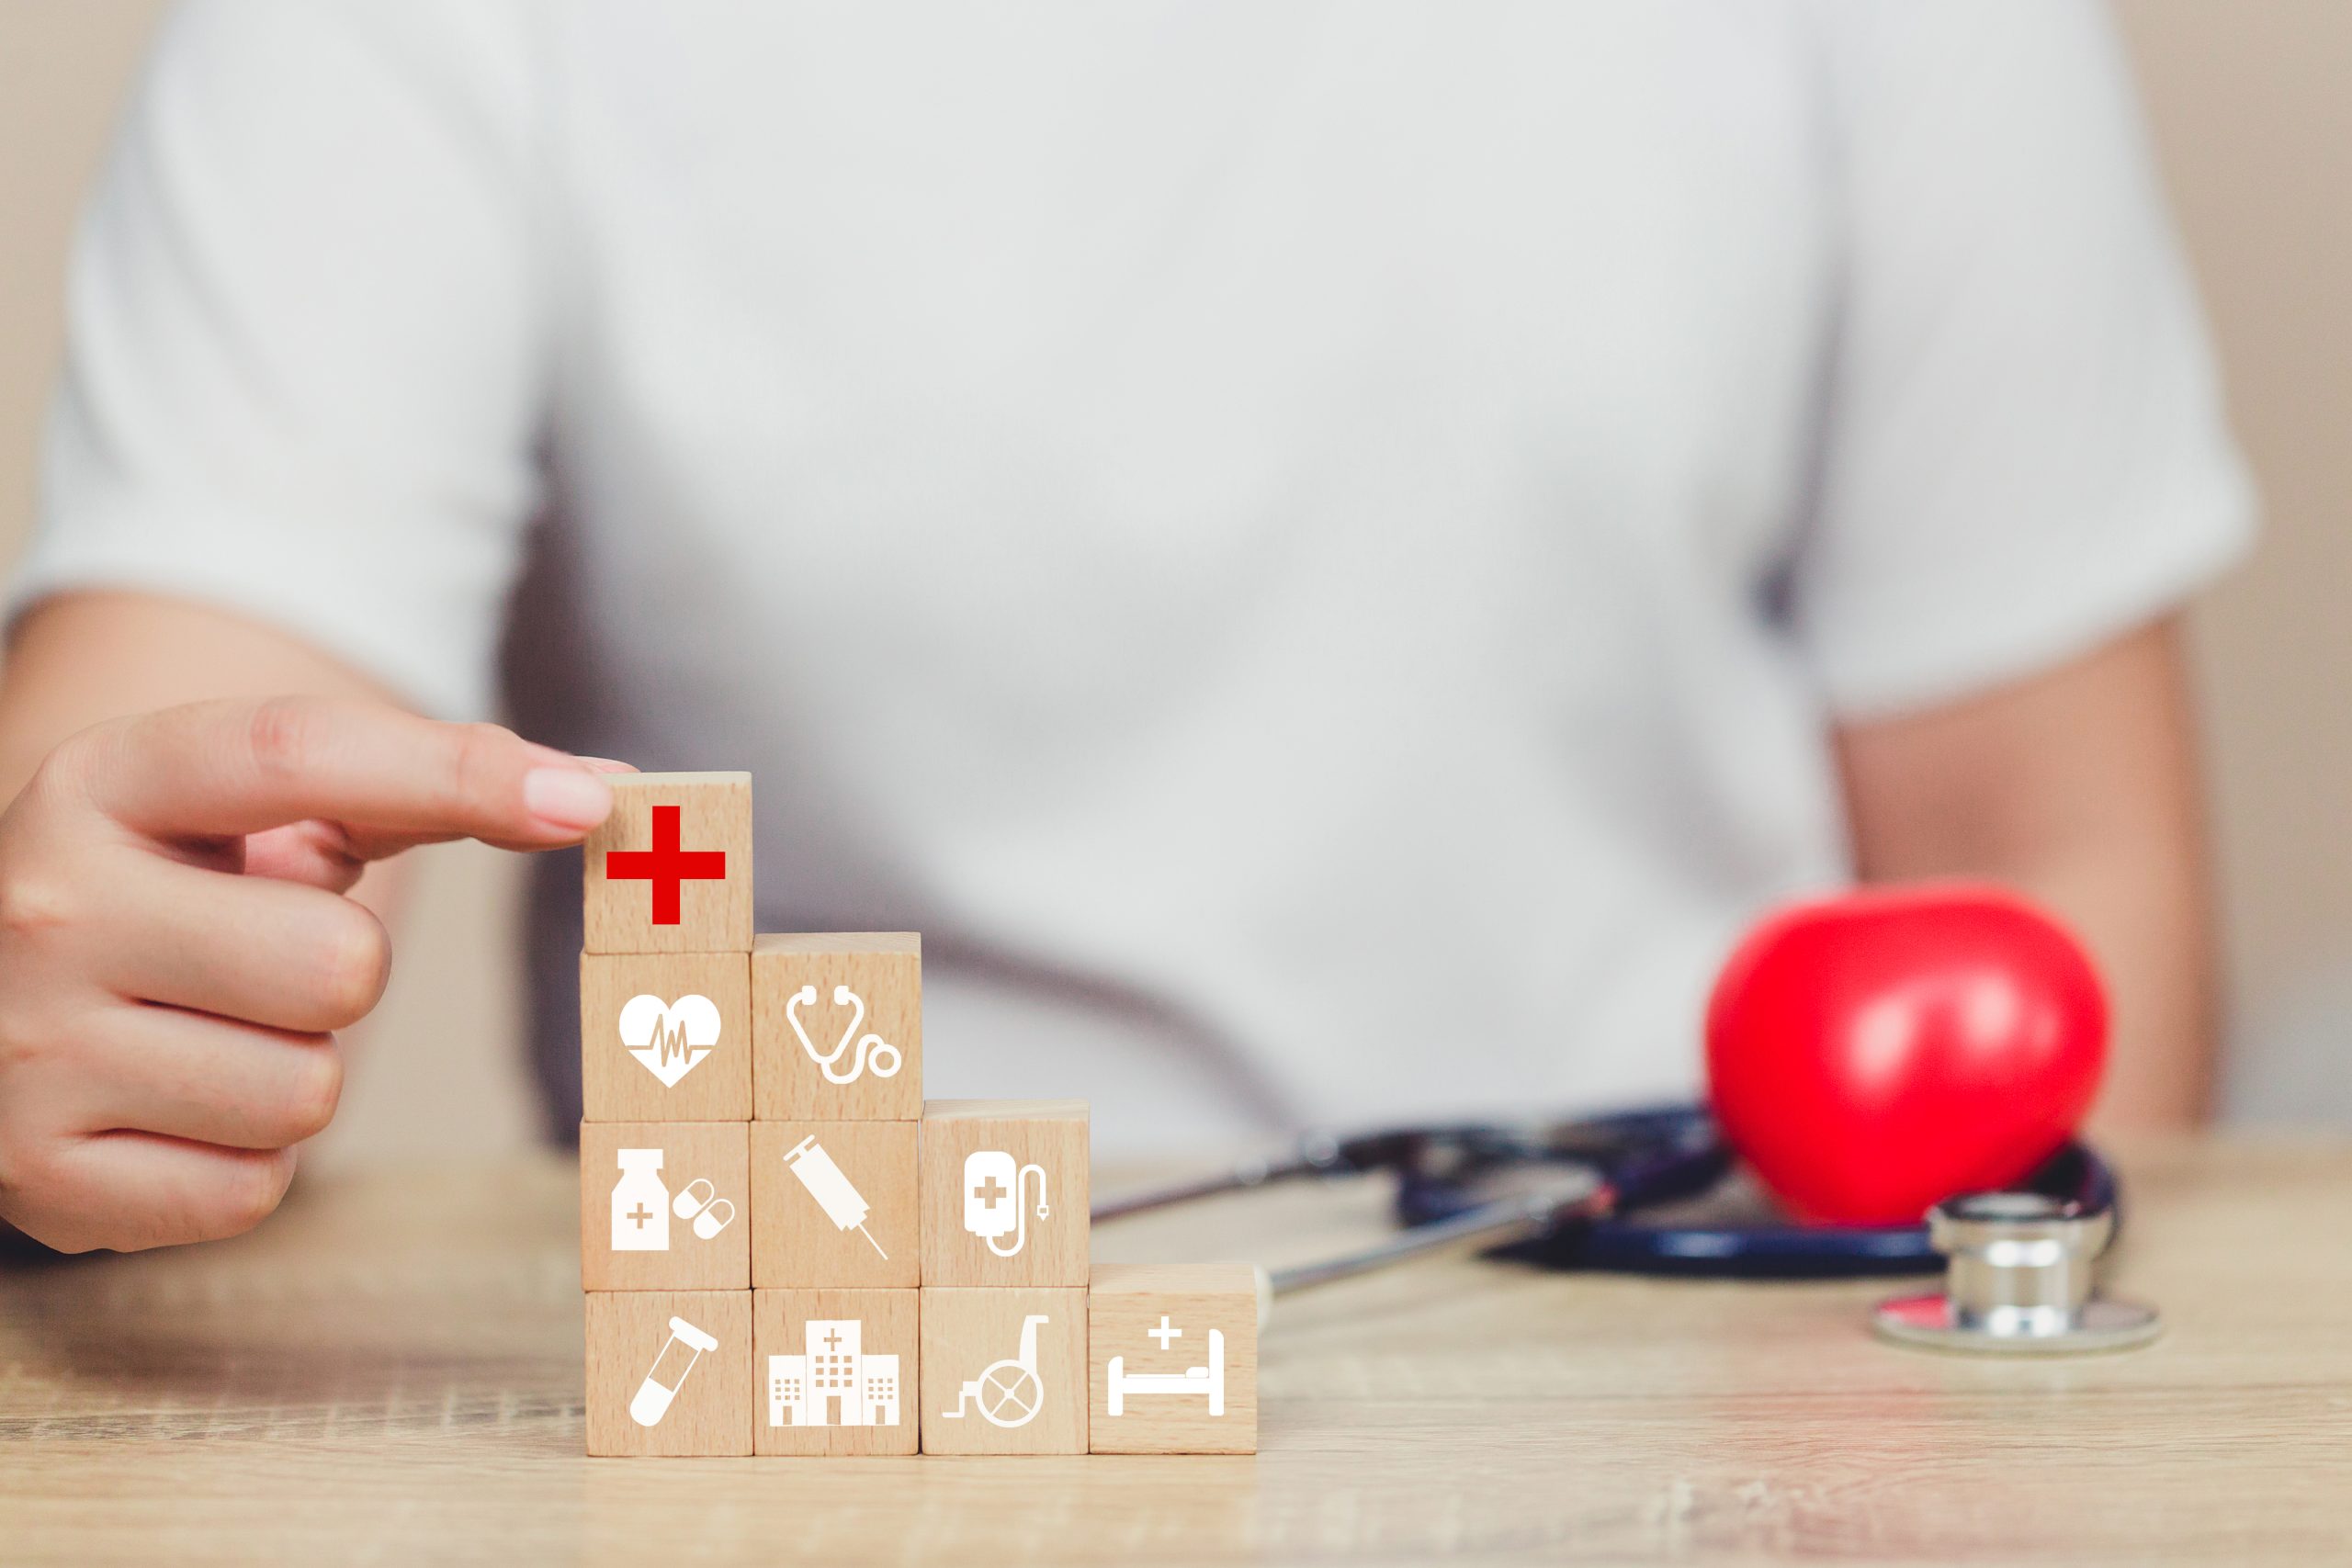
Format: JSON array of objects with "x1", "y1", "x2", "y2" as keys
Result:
[{"x1": 78, "y1": 696, "x2": 615, "y2": 846}]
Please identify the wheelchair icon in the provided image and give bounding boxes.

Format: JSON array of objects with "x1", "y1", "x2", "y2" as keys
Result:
[{"x1": 939, "y1": 1314, "x2": 1049, "y2": 1428}]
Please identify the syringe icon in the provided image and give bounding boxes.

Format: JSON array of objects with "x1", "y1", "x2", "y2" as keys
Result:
[{"x1": 784, "y1": 1134, "x2": 889, "y2": 1258}]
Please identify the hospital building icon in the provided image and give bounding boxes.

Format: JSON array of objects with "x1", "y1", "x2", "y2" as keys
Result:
[{"x1": 768, "y1": 1319, "x2": 901, "y2": 1427}]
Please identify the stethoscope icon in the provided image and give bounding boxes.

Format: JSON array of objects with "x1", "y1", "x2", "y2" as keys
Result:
[{"x1": 786, "y1": 984, "x2": 903, "y2": 1085}]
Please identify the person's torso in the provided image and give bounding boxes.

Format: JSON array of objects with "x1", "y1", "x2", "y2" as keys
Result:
[{"x1": 509, "y1": 2, "x2": 1849, "y2": 1145}]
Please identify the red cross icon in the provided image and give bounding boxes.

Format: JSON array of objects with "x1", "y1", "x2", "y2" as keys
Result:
[{"x1": 604, "y1": 805, "x2": 727, "y2": 925}]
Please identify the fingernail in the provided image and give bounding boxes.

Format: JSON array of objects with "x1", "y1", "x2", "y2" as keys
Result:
[
  {"x1": 575, "y1": 756, "x2": 638, "y2": 774},
  {"x1": 523, "y1": 766, "x2": 614, "y2": 830}
]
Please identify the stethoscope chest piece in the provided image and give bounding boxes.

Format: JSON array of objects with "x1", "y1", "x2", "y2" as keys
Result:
[{"x1": 1872, "y1": 1191, "x2": 2160, "y2": 1354}]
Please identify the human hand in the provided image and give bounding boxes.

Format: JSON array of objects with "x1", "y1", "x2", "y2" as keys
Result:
[{"x1": 0, "y1": 696, "x2": 620, "y2": 1252}]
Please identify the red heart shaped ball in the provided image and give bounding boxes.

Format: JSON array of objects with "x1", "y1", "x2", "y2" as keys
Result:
[{"x1": 1704, "y1": 883, "x2": 2108, "y2": 1225}]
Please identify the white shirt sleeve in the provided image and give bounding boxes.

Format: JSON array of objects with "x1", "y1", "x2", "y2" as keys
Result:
[
  {"x1": 10, "y1": 0, "x2": 549, "y2": 719},
  {"x1": 1789, "y1": 0, "x2": 2256, "y2": 716}
]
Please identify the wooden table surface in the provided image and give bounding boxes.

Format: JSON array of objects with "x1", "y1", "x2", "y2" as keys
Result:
[{"x1": 1, "y1": 1138, "x2": 2346, "y2": 1565}]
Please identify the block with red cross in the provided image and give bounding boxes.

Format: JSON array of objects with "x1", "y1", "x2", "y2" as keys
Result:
[{"x1": 583, "y1": 772, "x2": 754, "y2": 954}]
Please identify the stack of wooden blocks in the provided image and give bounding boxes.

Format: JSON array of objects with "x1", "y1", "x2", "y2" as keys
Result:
[{"x1": 579, "y1": 772, "x2": 1258, "y2": 1457}]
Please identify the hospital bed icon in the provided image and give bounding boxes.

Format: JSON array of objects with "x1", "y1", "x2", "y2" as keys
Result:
[{"x1": 1106, "y1": 1325, "x2": 1226, "y2": 1418}]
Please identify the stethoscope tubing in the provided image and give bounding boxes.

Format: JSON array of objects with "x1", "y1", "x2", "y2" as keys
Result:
[
  {"x1": 1265, "y1": 1172, "x2": 1613, "y2": 1298},
  {"x1": 1091, "y1": 1105, "x2": 2119, "y2": 1290}
]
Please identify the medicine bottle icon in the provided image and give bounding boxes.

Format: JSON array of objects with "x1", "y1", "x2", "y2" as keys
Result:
[{"x1": 613, "y1": 1148, "x2": 671, "y2": 1252}]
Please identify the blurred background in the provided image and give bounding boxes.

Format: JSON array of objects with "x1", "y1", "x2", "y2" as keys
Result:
[{"x1": 1, "y1": 2, "x2": 2345, "y2": 1168}]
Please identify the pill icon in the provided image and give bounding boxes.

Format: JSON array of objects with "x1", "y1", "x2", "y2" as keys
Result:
[{"x1": 672, "y1": 1178, "x2": 737, "y2": 1240}]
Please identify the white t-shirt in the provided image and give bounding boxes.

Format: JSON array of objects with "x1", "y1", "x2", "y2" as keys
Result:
[{"x1": 17, "y1": 1, "x2": 2252, "y2": 1146}]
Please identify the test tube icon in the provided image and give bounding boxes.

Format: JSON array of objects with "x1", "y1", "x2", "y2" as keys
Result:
[
  {"x1": 784, "y1": 1134, "x2": 888, "y2": 1258},
  {"x1": 629, "y1": 1315, "x2": 718, "y2": 1428}
]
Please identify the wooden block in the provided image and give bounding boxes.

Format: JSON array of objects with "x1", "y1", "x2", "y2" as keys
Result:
[
  {"x1": 584, "y1": 1290, "x2": 752, "y2": 1456},
  {"x1": 751, "y1": 1121, "x2": 920, "y2": 1289},
  {"x1": 753, "y1": 1288, "x2": 920, "y2": 1455},
  {"x1": 919, "y1": 1288, "x2": 1087, "y2": 1455},
  {"x1": 583, "y1": 772, "x2": 753, "y2": 954},
  {"x1": 580, "y1": 952, "x2": 752, "y2": 1122},
  {"x1": 1088, "y1": 1263, "x2": 1260, "y2": 1453},
  {"x1": 920, "y1": 1100, "x2": 1090, "y2": 1289},
  {"x1": 751, "y1": 933, "x2": 922, "y2": 1121},
  {"x1": 580, "y1": 1122, "x2": 750, "y2": 1292}
]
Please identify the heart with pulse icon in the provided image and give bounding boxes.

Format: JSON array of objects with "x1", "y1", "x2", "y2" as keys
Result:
[
  {"x1": 1704, "y1": 883, "x2": 2109, "y2": 1225},
  {"x1": 618, "y1": 993, "x2": 722, "y2": 1088}
]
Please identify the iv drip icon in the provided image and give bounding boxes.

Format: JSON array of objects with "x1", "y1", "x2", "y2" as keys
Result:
[
  {"x1": 786, "y1": 984, "x2": 902, "y2": 1085},
  {"x1": 961, "y1": 1149, "x2": 1048, "y2": 1258}
]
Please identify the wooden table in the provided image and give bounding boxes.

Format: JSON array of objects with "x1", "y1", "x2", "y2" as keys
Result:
[{"x1": 1, "y1": 1139, "x2": 2346, "y2": 1565}]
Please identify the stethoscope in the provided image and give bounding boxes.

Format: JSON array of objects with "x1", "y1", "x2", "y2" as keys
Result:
[
  {"x1": 784, "y1": 984, "x2": 903, "y2": 1084},
  {"x1": 1093, "y1": 1105, "x2": 2160, "y2": 1354}
]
